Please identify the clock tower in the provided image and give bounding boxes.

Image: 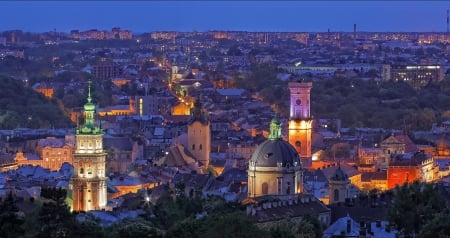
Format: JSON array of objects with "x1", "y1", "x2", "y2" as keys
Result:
[
  {"x1": 288, "y1": 82, "x2": 313, "y2": 166},
  {"x1": 70, "y1": 82, "x2": 107, "y2": 211}
]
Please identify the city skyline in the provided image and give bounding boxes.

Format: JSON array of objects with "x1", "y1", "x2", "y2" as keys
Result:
[{"x1": 2, "y1": 1, "x2": 450, "y2": 33}]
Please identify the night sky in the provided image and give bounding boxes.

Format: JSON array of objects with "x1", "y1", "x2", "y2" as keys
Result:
[{"x1": 1, "y1": 1, "x2": 449, "y2": 33}]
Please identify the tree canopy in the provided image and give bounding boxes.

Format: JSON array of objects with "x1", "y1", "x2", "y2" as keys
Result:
[
  {"x1": 0, "y1": 76, "x2": 72, "y2": 129},
  {"x1": 388, "y1": 181, "x2": 447, "y2": 237}
]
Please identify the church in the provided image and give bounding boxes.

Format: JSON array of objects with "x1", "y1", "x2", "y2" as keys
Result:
[
  {"x1": 69, "y1": 83, "x2": 108, "y2": 211},
  {"x1": 245, "y1": 117, "x2": 331, "y2": 226},
  {"x1": 247, "y1": 118, "x2": 303, "y2": 197},
  {"x1": 158, "y1": 95, "x2": 211, "y2": 172}
]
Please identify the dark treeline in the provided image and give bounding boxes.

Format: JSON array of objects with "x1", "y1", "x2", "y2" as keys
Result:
[{"x1": 0, "y1": 76, "x2": 72, "y2": 129}]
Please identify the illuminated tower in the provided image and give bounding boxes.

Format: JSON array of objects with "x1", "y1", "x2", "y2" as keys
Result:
[
  {"x1": 70, "y1": 82, "x2": 107, "y2": 211},
  {"x1": 288, "y1": 82, "x2": 313, "y2": 164},
  {"x1": 187, "y1": 95, "x2": 210, "y2": 168}
]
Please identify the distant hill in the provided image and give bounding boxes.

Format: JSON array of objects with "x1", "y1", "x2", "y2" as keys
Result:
[{"x1": 0, "y1": 76, "x2": 73, "y2": 129}]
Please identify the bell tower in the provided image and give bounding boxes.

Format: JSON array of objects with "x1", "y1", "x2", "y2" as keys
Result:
[
  {"x1": 288, "y1": 82, "x2": 313, "y2": 165},
  {"x1": 187, "y1": 95, "x2": 211, "y2": 168},
  {"x1": 70, "y1": 81, "x2": 107, "y2": 211}
]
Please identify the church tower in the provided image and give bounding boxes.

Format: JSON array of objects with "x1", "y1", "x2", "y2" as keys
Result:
[
  {"x1": 328, "y1": 165, "x2": 350, "y2": 204},
  {"x1": 288, "y1": 82, "x2": 313, "y2": 164},
  {"x1": 187, "y1": 95, "x2": 210, "y2": 168},
  {"x1": 70, "y1": 82, "x2": 107, "y2": 211}
]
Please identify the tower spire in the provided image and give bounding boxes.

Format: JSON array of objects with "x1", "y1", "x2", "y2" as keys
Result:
[
  {"x1": 78, "y1": 80, "x2": 101, "y2": 134},
  {"x1": 87, "y1": 80, "x2": 92, "y2": 103}
]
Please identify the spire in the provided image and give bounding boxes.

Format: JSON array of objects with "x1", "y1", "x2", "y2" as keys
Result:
[
  {"x1": 189, "y1": 94, "x2": 208, "y2": 125},
  {"x1": 87, "y1": 80, "x2": 92, "y2": 103},
  {"x1": 268, "y1": 118, "x2": 282, "y2": 140},
  {"x1": 78, "y1": 80, "x2": 101, "y2": 135}
]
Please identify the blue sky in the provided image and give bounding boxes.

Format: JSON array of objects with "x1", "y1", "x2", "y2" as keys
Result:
[{"x1": 1, "y1": 1, "x2": 449, "y2": 33}]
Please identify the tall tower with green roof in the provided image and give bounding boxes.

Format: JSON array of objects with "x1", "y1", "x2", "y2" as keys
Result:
[{"x1": 70, "y1": 81, "x2": 107, "y2": 211}]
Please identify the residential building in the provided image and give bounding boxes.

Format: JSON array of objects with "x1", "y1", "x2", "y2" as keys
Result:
[{"x1": 382, "y1": 64, "x2": 445, "y2": 89}]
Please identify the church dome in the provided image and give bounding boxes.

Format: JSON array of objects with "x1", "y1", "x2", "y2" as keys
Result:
[
  {"x1": 249, "y1": 118, "x2": 300, "y2": 168},
  {"x1": 330, "y1": 165, "x2": 348, "y2": 181}
]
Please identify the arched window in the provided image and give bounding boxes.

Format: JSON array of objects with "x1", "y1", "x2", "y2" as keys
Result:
[
  {"x1": 192, "y1": 144, "x2": 195, "y2": 150},
  {"x1": 262, "y1": 182, "x2": 269, "y2": 195},
  {"x1": 334, "y1": 189, "x2": 339, "y2": 202},
  {"x1": 79, "y1": 168, "x2": 84, "y2": 174},
  {"x1": 199, "y1": 144, "x2": 202, "y2": 150}
]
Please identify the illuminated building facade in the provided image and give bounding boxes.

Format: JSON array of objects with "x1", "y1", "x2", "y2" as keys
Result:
[
  {"x1": 134, "y1": 95, "x2": 160, "y2": 116},
  {"x1": 33, "y1": 82, "x2": 54, "y2": 99},
  {"x1": 387, "y1": 152, "x2": 438, "y2": 189},
  {"x1": 70, "y1": 84, "x2": 107, "y2": 211},
  {"x1": 382, "y1": 64, "x2": 444, "y2": 89},
  {"x1": 248, "y1": 118, "x2": 303, "y2": 198},
  {"x1": 92, "y1": 63, "x2": 123, "y2": 80},
  {"x1": 14, "y1": 137, "x2": 73, "y2": 171},
  {"x1": 288, "y1": 82, "x2": 313, "y2": 165},
  {"x1": 187, "y1": 96, "x2": 211, "y2": 168}
]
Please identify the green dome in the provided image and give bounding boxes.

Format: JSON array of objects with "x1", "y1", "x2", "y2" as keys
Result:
[{"x1": 84, "y1": 102, "x2": 95, "y2": 111}]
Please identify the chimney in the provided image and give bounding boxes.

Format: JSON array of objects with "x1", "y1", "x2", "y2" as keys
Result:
[
  {"x1": 359, "y1": 226, "x2": 366, "y2": 238},
  {"x1": 376, "y1": 220, "x2": 381, "y2": 227},
  {"x1": 347, "y1": 219, "x2": 351, "y2": 233},
  {"x1": 367, "y1": 222, "x2": 372, "y2": 234}
]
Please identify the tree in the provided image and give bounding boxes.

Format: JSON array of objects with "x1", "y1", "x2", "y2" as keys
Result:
[
  {"x1": 196, "y1": 212, "x2": 269, "y2": 238},
  {"x1": 298, "y1": 214, "x2": 325, "y2": 238},
  {"x1": 37, "y1": 188, "x2": 75, "y2": 238},
  {"x1": 417, "y1": 209, "x2": 450, "y2": 238},
  {"x1": 388, "y1": 181, "x2": 446, "y2": 237},
  {"x1": 269, "y1": 224, "x2": 296, "y2": 238},
  {"x1": 73, "y1": 220, "x2": 106, "y2": 238},
  {"x1": 0, "y1": 191, "x2": 25, "y2": 238},
  {"x1": 106, "y1": 218, "x2": 162, "y2": 238}
]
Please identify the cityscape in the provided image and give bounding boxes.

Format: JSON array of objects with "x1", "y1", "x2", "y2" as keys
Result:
[{"x1": 1, "y1": 1, "x2": 450, "y2": 238}]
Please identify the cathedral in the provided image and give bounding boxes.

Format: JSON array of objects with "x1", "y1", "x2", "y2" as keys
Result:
[
  {"x1": 69, "y1": 83, "x2": 107, "y2": 211},
  {"x1": 247, "y1": 118, "x2": 303, "y2": 197}
]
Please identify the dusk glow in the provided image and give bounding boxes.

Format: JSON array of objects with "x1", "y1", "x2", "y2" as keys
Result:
[{"x1": 1, "y1": 1, "x2": 449, "y2": 32}]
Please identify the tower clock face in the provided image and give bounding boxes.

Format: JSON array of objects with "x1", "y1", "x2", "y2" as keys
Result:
[{"x1": 296, "y1": 99, "x2": 301, "y2": 105}]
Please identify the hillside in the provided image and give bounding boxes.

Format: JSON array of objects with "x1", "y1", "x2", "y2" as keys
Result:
[{"x1": 0, "y1": 76, "x2": 73, "y2": 129}]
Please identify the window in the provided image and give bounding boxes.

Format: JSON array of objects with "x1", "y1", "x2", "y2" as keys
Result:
[
  {"x1": 79, "y1": 168, "x2": 84, "y2": 174},
  {"x1": 192, "y1": 144, "x2": 195, "y2": 150},
  {"x1": 277, "y1": 178, "x2": 282, "y2": 194},
  {"x1": 286, "y1": 182, "x2": 291, "y2": 194},
  {"x1": 262, "y1": 182, "x2": 269, "y2": 195},
  {"x1": 199, "y1": 144, "x2": 202, "y2": 150},
  {"x1": 334, "y1": 189, "x2": 339, "y2": 202}
]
